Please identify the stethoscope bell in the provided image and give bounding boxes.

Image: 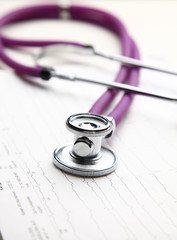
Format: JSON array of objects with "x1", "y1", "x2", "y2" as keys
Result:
[{"x1": 53, "y1": 113, "x2": 117, "y2": 177}]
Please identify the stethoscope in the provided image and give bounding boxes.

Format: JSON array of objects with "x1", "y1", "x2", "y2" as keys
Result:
[{"x1": 0, "y1": 4, "x2": 177, "y2": 177}]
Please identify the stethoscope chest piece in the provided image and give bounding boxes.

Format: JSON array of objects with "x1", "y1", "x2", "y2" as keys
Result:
[{"x1": 53, "y1": 113, "x2": 117, "y2": 177}]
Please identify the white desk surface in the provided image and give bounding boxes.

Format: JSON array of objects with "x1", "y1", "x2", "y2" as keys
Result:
[{"x1": 0, "y1": 1, "x2": 177, "y2": 240}]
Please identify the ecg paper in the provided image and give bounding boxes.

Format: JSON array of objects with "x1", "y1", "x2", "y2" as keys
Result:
[{"x1": 0, "y1": 60, "x2": 177, "y2": 240}]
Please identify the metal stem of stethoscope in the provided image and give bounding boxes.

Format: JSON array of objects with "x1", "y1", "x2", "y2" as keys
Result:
[
  {"x1": 40, "y1": 44, "x2": 177, "y2": 76},
  {"x1": 52, "y1": 72, "x2": 177, "y2": 102},
  {"x1": 94, "y1": 50, "x2": 177, "y2": 76},
  {"x1": 37, "y1": 44, "x2": 177, "y2": 102},
  {"x1": 38, "y1": 44, "x2": 177, "y2": 77}
]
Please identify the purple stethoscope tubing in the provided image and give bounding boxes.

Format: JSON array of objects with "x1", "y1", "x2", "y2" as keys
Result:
[{"x1": 0, "y1": 4, "x2": 140, "y2": 126}]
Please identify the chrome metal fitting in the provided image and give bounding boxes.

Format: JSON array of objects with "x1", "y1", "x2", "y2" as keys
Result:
[
  {"x1": 60, "y1": 6, "x2": 71, "y2": 19},
  {"x1": 53, "y1": 113, "x2": 117, "y2": 177}
]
